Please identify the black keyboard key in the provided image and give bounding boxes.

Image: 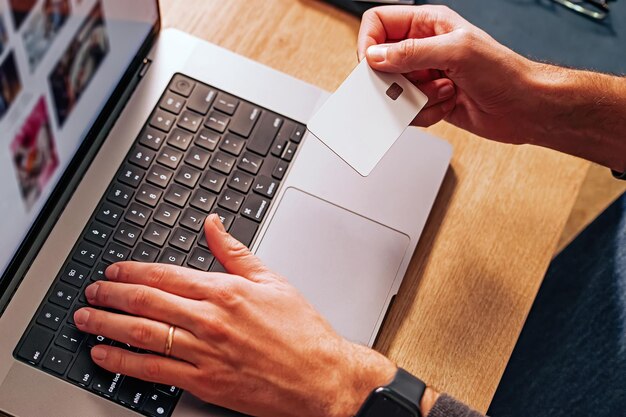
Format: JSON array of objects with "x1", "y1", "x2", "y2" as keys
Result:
[
  {"x1": 230, "y1": 217, "x2": 259, "y2": 248},
  {"x1": 36, "y1": 304, "x2": 66, "y2": 330},
  {"x1": 92, "y1": 370, "x2": 123, "y2": 397},
  {"x1": 144, "y1": 223, "x2": 170, "y2": 247},
  {"x1": 128, "y1": 145, "x2": 156, "y2": 169},
  {"x1": 195, "y1": 128, "x2": 220, "y2": 151},
  {"x1": 86, "y1": 334, "x2": 113, "y2": 347},
  {"x1": 118, "y1": 164, "x2": 145, "y2": 188},
  {"x1": 218, "y1": 189, "x2": 245, "y2": 213},
  {"x1": 164, "y1": 184, "x2": 191, "y2": 207},
  {"x1": 214, "y1": 93, "x2": 239, "y2": 115},
  {"x1": 96, "y1": 202, "x2": 123, "y2": 227},
  {"x1": 139, "y1": 127, "x2": 166, "y2": 151},
  {"x1": 68, "y1": 303, "x2": 86, "y2": 325},
  {"x1": 147, "y1": 164, "x2": 174, "y2": 189},
  {"x1": 84, "y1": 221, "x2": 113, "y2": 247},
  {"x1": 150, "y1": 109, "x2": 176, "y2": 133},
  {"x1": 136, "y1": 184, "x2": 163, "y2": 208},
  {"x1": 209, "y1": 151, "x2": 236, "y2": 175},
  {"x1": 67, "y1": 348, "x2": 99, "y2": 386},
  {"x1": 166, "y1": 128, "x2": 193, "y2": 151},
  {"x1": 169, "y1": 228, "x2": 195, "y2": 252},
  {"x1": 17, "y1": 326, "x2": 53, "y2": 364},
  {"x1": 241, "y1": 194, "x2": 270, "y2": 223},
  {"x1": 219, "y1": 133, "x2": 246, "y2": 156},
  {"x1": 169, "y1": 74, "x2": 195, "y2": 97},
  {"x1": 60, "y1": 262, "x2": 91, "y2": 288},
  {"x1": 253, "y1": 175, "x2": 279, "y2": 198},
  {"x1": 228, "y1": 170, "x2": 253, "y2": 194},
  {"x1": 55, "y1": 325, "x2": 85, "y2": 353},
  {"x1": 156, "y1": 146, "x2": 184, "y2": 170},
  {"x1": 125, "y1": 203, "x2": 153, "y2": 227},
  {"x1": 107, "y1": 183, "x2": 134, "y2": 208},
  {"x1": 131, "y1": 242, "x2": 160, "y2": 263},
  {"x1": 209, "y1": 261, "x2": 227, "y2": 273},
  {"x1": 290, "y1": 124, "x2": 305, "y2": 143},
  {"x1": 211, "y1": 208, "x2": 235, "y2": 231},
  {"x1": 246, "y1": 112, "x2": 282, "y2": 156},
  {"x1": 178, "y1": 110, "x2": 203, "y2": 133},
  {"x1": 174, "y1": 165, "x2": 201, "y2": 188},
  {"x1": 42, "y1": 346, "x2": 73, "y2": 375},
  {"x1": 205, "y1": 110, "x2": 229, "y2": 133},
  {"x1": 118, "y1": 377, "x2": 152, "y2": 409},
  {"x1": 154, "y1": 203, "x2": 181, "y2": 227},
  {"x1": 229, "y1": 102, "x2": 261, "y2": 137},
  {"x1": 115, "y1": 222, "x2": 142, "y2": 247},
  {"x1": 187, "y1": 248, "x2": 214, "y2": 272},
  {"x1": 159, "y1": 91, "x2": 186, "y2": 115},
  {"x1": 91, "y1": 262, "x2": 109, "y2": 282},
  {"x1": 184, "y1": 146, "x2": 211, "y2": 170},
  {"x1": 199, "y1": 170, "x2": 226, "y2": 193},
  {"x1": 142, "y1": 390, "x2": 175, "y2": 417},
  {"x1": 155, "y1": 384, "x2": 180, "y2": 397},
  {"x1": 272, "y1": 159, "x2": 289, "y2": 180},
  {"x1": 197, "y1": 233, "x2": 208, "y2": 248},
  {"x1": 73, "y1": 242, "x2": 101, "y2": 267},
  {"x1": 282, "y1": 142, "x2": 298, "y2": 162},
  {"x1": 158, "y1": 248, "x2": 186, "y2": 266},
  {"x1": 190, "y1": 189, "x2": 217, "y2": 213},
  {"x1": 271, "y1": 139, "x2": 287, "y2": 157},
  {"x1": 238, "y1": 152, "x2": 263, "y2": 175},
  {"x1": 180, "y1": 208, "x2": 206, "y2": 232},
  {"x1": 103, "y1": 242, "x2": 131, "y2": 263},
  {"x1": 187, "y1": 84, "x2": 216, "y2": 115}
]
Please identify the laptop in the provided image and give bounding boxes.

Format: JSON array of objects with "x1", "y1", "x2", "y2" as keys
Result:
[{"x1": 0, "y1": 1, "x2": 451, "y2": 417}]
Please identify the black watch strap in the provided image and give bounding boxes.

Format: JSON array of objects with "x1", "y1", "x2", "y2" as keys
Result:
[
  {"x1": 389, "y1": 368, "x2": 427, "y2": 416},
  {"x1": 612, "y1": 169, "x2": 626, "y2": 180}
]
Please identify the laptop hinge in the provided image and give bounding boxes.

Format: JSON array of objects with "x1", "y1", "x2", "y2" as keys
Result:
[{"x1": 139, "y1": 58, "x2": 152, "y2": 78}]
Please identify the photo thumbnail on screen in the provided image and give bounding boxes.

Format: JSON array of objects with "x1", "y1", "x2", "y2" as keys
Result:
[
  {"x1": 23, "y1": 0, "x2": 72, "y2": 71},
  {"x1": 0, "y1": 52, "x2": 22, "y2": 121},
  {"x1": 10, "y1": 97, "x2": 59, "y2": 211},
  {"x1": 49, "y1": 0, "x2": 109, "y2": 126}
]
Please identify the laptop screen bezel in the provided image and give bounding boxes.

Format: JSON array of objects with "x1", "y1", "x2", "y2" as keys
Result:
[{"x1": 0, "y1": 1, "x2": 162, "y2": 316}]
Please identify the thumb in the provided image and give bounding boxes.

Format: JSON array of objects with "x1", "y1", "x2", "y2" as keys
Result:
[
  {"x1": 203, "y1": 214, "x2": 269, "y2": 281},
  {"x1": 366, "y1": 34, "x2": 454, "y2": 74}
]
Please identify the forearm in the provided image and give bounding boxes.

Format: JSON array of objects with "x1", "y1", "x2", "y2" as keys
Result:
[{"x1": 526, "y1": 63, "x2": 626, "y2": 172}]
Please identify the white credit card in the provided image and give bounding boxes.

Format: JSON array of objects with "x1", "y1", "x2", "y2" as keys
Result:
[{"x1": 307, "y1": 60, "x2": 428, "y2": 176}]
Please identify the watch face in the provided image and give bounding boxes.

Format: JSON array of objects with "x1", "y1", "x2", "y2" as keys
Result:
[{"x1": 360, "y1": 389, "x2": 419, "y2": 417}]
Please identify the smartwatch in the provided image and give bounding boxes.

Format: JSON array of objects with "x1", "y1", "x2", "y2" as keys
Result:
[{"x1": 355, "y1": 368, "x2": 426, "y2": 417}]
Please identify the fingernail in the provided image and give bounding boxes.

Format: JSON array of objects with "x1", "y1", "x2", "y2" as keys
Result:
[
  {"x1": 74, "y1": 308, "x2": 90, "y2": 326},
  {"x1": 91, "y1": 346, "x2": 107, "y2": 361},
  {"x1": 85, "y1": 283, "x2": 100, "y2": 301},
  {"x1": 438, "y1": 85, "x2": 455, "y2": 100},
  {"x1": 211, "y1": 214, "x2": 226, "y2": 233},
  {"x1": 367, "y1": 45, "x2": 387, "y2": 63},
  {"x1": 105, "y1": 264, "x2": 119, "y2": 280}
]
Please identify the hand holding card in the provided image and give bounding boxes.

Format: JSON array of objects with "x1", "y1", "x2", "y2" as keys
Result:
[{"x1": 307, "y1": 60, "x2": 428, "y2": 176}]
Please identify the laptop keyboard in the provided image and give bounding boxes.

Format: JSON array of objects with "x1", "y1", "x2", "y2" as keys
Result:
[{"x1": 13, "y1": 73, "x2": 304, "y2": 417}]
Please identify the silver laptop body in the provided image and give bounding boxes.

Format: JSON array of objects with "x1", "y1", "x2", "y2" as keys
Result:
[{"x1": 0, "y1": 2, "x2": 451, "y2": 416}]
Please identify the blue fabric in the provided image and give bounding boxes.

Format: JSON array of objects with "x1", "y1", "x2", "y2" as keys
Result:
[{"x1": 488, "y1": 193, "x2": 626, "y2": 417}]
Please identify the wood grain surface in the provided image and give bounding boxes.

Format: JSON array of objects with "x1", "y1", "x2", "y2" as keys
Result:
[{"x1": 159, "y1": 0, "x2": 599, "y2": 412}]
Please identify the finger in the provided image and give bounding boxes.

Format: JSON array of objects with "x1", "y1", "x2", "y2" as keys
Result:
[
  {"x1": 405, "y1": 69, "x2": 443, "y2": 84},
  {"x1": 415, "y1": 78, "x2": 455, "y2": 109},
  {"x1": 106, "y1": 262, "x2": 216, "y2": 300},
  {"x1": 83, "y1": 281, "x2": 203, "y2": 332},
  {"x1": 90, "y1": 346, "x2": 199, "y2": 390},
  {"x1": 204, "y1": 214, "x2": 270, "y2": 282},
  {"x1": 411, "y1": 98, "x2": 456, "y2": 128},
  {"x1": 366, "y1": 33, "x2": 457, "y2": 74},
  {"x1": 75, "y1": 307, "x2": 201, "y2": 361}
]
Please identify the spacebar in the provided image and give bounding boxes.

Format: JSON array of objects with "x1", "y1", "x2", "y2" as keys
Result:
[{"x1": 230, "y1": 217, "x2": 258, "y2": 248}]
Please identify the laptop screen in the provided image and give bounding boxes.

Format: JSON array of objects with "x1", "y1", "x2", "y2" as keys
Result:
[{"x1": 0, "y1": 0, "x2": 158, "y2": 289}]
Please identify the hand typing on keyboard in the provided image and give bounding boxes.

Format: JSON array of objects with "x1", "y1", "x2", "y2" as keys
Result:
[{"x1": 73, "y1": 214, "x2": 397, "y2": 417}]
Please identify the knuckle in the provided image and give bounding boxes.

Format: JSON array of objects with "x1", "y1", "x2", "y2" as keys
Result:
[
  {"x1": 149, "y1": 264, "x2": 169, "y2": 287},
  {"x1": 129, "y1": 287, "x2": 151, "y2": 312},
  {"x1": 130, "y1": 322, "x2": 153, "y2": 346},
  {"x1": 143, "y1": 357, "x2": 162, "y2": 380}
]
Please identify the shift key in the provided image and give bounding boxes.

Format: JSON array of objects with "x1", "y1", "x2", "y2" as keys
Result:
[
  {"x1": 229, "y1": 102, "x2": 261, "y2": 138},
  {"x1": 246, "y1": 112, "x2": 283, "y2": 156}
]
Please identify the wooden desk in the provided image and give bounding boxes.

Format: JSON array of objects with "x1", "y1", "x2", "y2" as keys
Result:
[{"x1": 160, "y1": 0, "x2": 591, "y2": 412}]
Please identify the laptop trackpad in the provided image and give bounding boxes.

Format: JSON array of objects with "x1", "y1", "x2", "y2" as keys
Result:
[{"x1": 255, "y1": 188, "x2": 410, "y2": 345}]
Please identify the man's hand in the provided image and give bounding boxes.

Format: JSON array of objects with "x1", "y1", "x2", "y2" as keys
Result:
[
  {"x1": 358, "y1": 6, "x2": 626, "y2": 172},
  {"x1": 74, "y1": 214, "x2": 397, "y2": 417}
]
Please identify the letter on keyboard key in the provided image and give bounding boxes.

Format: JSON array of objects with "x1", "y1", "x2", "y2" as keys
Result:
[
  {"x1": 118, "y1": 377, "x2": 152, "y2": 409},
  {"x1": 92, "y1": 370, "x2": 122, "y2": 397},
  {"x1": 36, "y1": 304, "x2": 66, "y2": 330},
  {"x1": 68, "y1": 348, "x2": 99, "y2": 386},
  {"x1": 17, "y1": 326, "x2": 53, "y2": 364},
  {"x1": 142, "y1": 390, "x2": 175, "y2": 417}
]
